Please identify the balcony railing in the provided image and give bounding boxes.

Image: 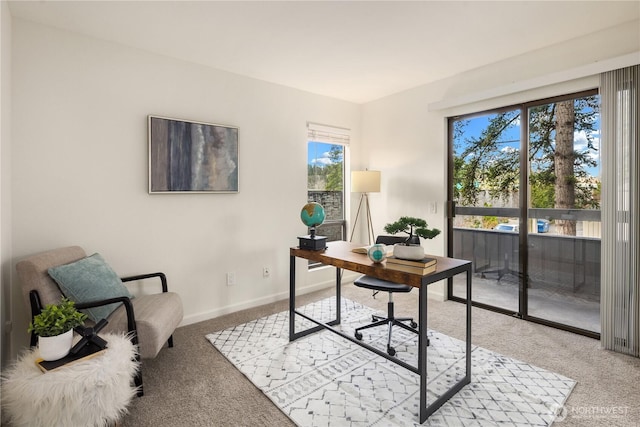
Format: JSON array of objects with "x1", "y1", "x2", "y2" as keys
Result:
[{"x1": 453, "y1": 227, "x2": 601, "y2": 298}]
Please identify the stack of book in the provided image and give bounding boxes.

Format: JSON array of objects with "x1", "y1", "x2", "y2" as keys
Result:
[
  {"x1": 385, "y1": 255, "x2": 437, "y2": 275},
  {"x1": 36, "y1": 341, "x2": 106, "y2": 372}
]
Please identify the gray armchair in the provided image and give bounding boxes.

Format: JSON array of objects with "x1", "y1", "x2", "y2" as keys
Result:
[{"x1": 15, "y1": 246, "x2": 183, "y2": 396}]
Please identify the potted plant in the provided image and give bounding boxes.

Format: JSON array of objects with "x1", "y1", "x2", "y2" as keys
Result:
[
  {"x1": 28, "y1": 297, "x2": 87, "y2": 361},
  {"x1": 384, "y1": 216, "x2": 441, "y2": 260}
]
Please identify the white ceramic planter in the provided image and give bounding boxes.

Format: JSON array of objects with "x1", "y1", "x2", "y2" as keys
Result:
[
  {"x1": 393, "y1": 244, "x2": 425, "y2": 260},
  {"x1": 38, "y1": 329, "x2": 74, "y2": 361}
]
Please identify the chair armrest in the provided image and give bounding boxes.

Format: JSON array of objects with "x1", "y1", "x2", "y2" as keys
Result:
[
  {"x1": 29, "y1": 291, "x2": 43, "y2": 347},
  {"x1": 121, "y1": 272, "x2": 168, "y2": 293},
  {"x1": 75, "y1": 297, "x2": 138, "y2": 343},
  {"x1": 75, "y1": 296, "x2": 141, "y2": 395}
]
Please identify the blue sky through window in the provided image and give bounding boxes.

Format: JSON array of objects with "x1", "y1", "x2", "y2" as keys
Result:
[
  {"x1": 308, "y1": 141, "x2": 341, "y2": 166},
  {"x1": 455, "y1": 107, "x2": 600, "y2": 178}
]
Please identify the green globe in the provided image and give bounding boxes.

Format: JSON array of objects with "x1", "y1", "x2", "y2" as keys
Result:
[{"x1": 300, "y1": 202, "x2": 325, "y2": 228}]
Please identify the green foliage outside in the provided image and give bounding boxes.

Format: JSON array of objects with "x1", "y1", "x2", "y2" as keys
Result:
[
  {"x1": 453, "y1": 112, "x2": 521, "y2": 205},
  {"x1": 453, "y1": 96, "x2": 600, "y2": 211},
  {"x1": 529, "y1": 169, "x2": 555, "y2": 208},
  {"x1": 461, "y1": 217, "x2": 499, "y2": 229},
  {"x1": 28, "y1": 298, "x2": 87, "y2": 337},
  {"x1": 460, "y1": 209, "x2": 498, "y2": 229},
  {"x1": 308, "y1": 144, "x2": 343, "y2": 191},
  {"x1": 325, "y1": 146, "x2": 343, "y2": 191},
  {"x1": 482, "y1": 215, "x2": 499, "y2": 229}
]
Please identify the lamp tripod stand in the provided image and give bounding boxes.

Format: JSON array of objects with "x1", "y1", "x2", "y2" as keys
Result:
[{"x1": 349, "y1": 192, "x2": 375, "y2": 245}]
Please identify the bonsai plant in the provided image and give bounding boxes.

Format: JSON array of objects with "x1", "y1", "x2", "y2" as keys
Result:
[
  {"x1": 28, "y1": 297, "x2": 87, "y2": 361},
  {"x1": 384, "y1": 216, "x2": 441, "y2": 244},
  {"x1": 384, "y1": 216, "x2": 441, "y2": 260}
]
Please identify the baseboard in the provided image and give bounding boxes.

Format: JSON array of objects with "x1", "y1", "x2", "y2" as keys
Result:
[
  {"x1": 179, "y1": 271, "x2": 361, "y2": 327},
  {"x1": 179, "y1": 271, "x2": 444, "y2": 327},
  {"x1": 427, "y1": 281, "x2": 447, "y2": 301}
]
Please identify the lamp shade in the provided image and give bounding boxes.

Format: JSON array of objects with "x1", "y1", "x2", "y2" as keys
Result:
[{"x1": 351, "y1": 170, "x2": 381, "y2": 193}]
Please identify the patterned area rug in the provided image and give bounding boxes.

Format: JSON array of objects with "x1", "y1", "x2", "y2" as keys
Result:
[{"x1": 206, "y1": 297, "x2": 575, "y2": 426}]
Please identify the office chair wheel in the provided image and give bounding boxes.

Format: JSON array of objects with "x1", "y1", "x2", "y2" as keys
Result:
[
  {"x1": 355, "y1": 331, "x2": 363, "y2": 341},
  {"x1": 387, "y1": 346, "x2": 396, "y2": 357},
  {"x1": 410, "y1": 321, "x2": 417, "y2": 329}
]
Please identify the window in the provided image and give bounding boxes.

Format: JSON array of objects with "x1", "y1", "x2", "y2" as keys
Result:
[
  {"x1": 449, "y1": 90, "x2": 602, "y2": 337},
  {"x1": 307, "y1": 123, "x2": 349, "y2": 267}
]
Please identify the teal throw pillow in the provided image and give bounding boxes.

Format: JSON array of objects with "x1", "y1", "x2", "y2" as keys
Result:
[{"x1": 48, "y1": 253, "x2": 134, "y2": 322}]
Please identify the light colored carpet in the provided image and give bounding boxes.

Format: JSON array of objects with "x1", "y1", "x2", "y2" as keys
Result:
[
  {"x1": 206, "y1": 297, "x2": 575, "y2": 426},
  {"x1": 119, "y1": 283, "x2": 640, "y2": 426}
]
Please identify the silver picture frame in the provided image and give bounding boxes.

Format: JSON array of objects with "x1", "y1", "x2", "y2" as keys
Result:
[{"x1": 148, "y1": 115, "x2": 239, "y2": 194}]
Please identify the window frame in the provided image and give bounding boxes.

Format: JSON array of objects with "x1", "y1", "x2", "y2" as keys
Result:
[
  {"x1": 447, "y1": 88, "x2": 602, "y2": 339},
  {"x1": 306, "y1": 123, "x2": 350, "y2": 269}
]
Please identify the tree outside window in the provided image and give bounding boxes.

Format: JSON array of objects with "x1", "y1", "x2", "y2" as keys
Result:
[
  {"x1": 308, "y1": 141, "x2": 345, "y2": 243},
  {"x1": 453, "y1": 93, "x2": 600, "y2": 237}
]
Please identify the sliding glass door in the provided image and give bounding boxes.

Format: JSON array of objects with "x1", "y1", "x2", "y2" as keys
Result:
[
  {"x1": 449, "y1": 107, "x2": 522, "y2": 313},
  {"x1": 525, "y1": 95, "x2": 601, "y2": 333},
  {"x1": 448, "y1": 90, "x2": 601, "y2": 337}
]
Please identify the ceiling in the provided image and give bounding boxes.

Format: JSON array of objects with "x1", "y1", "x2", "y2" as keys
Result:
[{"x1": 8, "y1": 1, "x2": 640, "y2": 104}]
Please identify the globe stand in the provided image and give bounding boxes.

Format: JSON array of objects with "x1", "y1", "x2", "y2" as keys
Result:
[{"x1": 298, "y1": 227, "x2": 327, "y2": 251}]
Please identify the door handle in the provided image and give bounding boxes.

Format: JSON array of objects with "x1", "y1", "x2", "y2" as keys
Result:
[{"x1": 447, "y1": 201, "x2": 456, "y2": 218}]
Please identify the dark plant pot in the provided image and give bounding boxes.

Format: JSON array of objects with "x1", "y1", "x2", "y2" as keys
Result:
[{"x1": 405, "y1": 235, "x2": 421, "y2": 245}]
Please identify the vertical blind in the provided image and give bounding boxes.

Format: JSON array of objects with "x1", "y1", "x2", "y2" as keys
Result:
[{"x1": 600, "y1": 65, "x2": 640, "y2": 357}]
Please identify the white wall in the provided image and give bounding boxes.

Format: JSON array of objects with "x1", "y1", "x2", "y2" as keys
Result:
[
  {"x1": 9, "y1": 19, "x2": 361, "y2": 355},
  {"x1": 1, "y1": 0, "x2": 13, "y2": 367},
  {"x1": 7, "y1": 14, "x2": 639, "y2": 358},
  {"x1": 362, "y1": 20, "x2": 640, "y2": 299}
]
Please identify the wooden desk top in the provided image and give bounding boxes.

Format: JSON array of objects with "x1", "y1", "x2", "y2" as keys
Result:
[{"x1": 291, "y1": 241, "x2": 471, "y2": 288}]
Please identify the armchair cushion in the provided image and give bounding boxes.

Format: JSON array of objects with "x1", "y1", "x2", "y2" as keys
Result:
[
  {"x1": 48, "y1": 253, "x2": 134, "y2": 322},
  {"x1": 103, "y1": 292, "x2": 183, "y2": 358}
]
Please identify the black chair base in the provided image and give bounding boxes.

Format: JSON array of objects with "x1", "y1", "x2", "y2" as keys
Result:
[
  {"x1": 354, "y1": 300, "x2": 427, "y2": 356},
  {"x1": 353, "y1": 236, "x2": 432, "y2": 356}
]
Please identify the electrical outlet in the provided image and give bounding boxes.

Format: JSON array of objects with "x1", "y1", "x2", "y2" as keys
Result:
[
  {"x1": 263, "y1": 266, "x2": 271, "y2": 277},
  {"x1": 226, "y1": 272, "x2": 236, "y2": 286}
]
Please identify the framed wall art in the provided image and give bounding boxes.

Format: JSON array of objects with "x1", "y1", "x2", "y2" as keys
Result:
[{"x1": 148, "y1": 115, "x2": 239, "y2": 193}]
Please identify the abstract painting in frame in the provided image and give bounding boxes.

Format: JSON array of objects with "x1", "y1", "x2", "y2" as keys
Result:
[{"x1": 148, "y1": 115, "x2": 239, "y2": 193}]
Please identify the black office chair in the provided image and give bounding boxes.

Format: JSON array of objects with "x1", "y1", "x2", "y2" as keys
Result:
[{"x1": 354, "y1": 235, "x2": 420, "y2": 356}]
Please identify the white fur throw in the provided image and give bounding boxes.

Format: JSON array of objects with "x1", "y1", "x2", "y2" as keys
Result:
[{"x1": 2, "y1": 333, "x2": 139, "y2": 427}]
